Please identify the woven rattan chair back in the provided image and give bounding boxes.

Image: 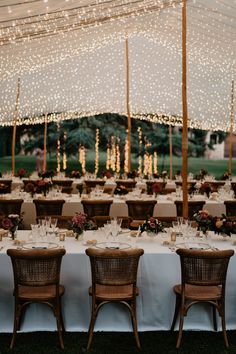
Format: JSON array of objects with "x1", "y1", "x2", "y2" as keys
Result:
[
  {"x1": 208, "y1": 181, "x2": 225, "y2": 192},
  {"x1": 224, "y1": 201, "x2": 236, "y2": 217},
  {"x1": 7, "y1": 248, "x2": 66, "y2": 349},
  {"x1": 81, "y1": 199, "x2": 113, "y2": 218},
  {"x1": 174, "y1": 200, "x2": 205, "y2": 219},
  {"x1": 177, "y1": 248, "x2": 233, "y2": 286},
  {"x1": 84, "y1": 180, "x2": 105, "y2": 194},
  {"x1": 0, "y1": 199, "x2": 23, "y2": 216},
  {"x1": 86, "y1": 248, "x2": 144, "y2": 286},
  {"x1": 85, "y1": 247, "x2": 144, "y2": 350},
  {"x1": 52, "y1": 180, "x2": 73, "y2": 188},
  {"x1": 126, "y1": 200, "x2": 156, "y2": 220},
  {"x1": 171, "y1": 248, "x2": 234, "y2": 349},
  {"x1": 33, "y1": 199, "x2": 65, "y2": 217},
  {"x1": 116, "y1": 180, "x2": 137, "y2": 192},
  {"x1": 92, "y1": 216, "x2": 132, "y2": 229},
  {"x1": 0, "y1": 180, "x2": 12, "y2": 194}
]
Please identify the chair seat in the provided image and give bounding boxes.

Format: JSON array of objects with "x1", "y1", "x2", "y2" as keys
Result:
[
  {"x1": 18, "y1": 284, "x2": 65, "y2": 300},
  {"x1": 173, "y1": 284, "x2": 221, "y2": 301},
  {"x1": 89, "y1": 284, "x2": 139, "y2": 301}
]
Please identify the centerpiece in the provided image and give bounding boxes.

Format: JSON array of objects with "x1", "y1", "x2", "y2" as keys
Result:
[
  {"x1": 199, "y1": 182, "x2": 212, "y2": 198},
  {"x1": 211, "y1": 215, "x2": 236, "y2": 237},
  {"x1": 140, "y1": 217, "x2": 165, "y2": 236},
  {"x1": 16, "y1": 168, "x2": 28, "y2": 179},
  {"x1": 1, "y1": 214, "x2": 23, "y2": 240},
  {"x1": 193, "y1": 209, "x2": 213, "y2": 234},
  {"x1": 36, "y1": 179, "x2": 52, "y2": 197},
  {"x1": 71, "y1": 212, "x2": 95, "y2": 240}
]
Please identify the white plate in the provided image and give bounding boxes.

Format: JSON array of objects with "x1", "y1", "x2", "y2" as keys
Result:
[
  {"x1": 95, "y1": 242, "x2": 131, "y2": 250},
  {"x1": 22, "y1": 242, "x2": 59, "y2": 250},
  {"x1": 175, "y1": 242, "x2": 211, "y2": 250}
]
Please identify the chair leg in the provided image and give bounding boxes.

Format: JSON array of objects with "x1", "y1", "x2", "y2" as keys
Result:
[
  {"x1": 55, "y1": 310, "x2": 64, "y2": 349},
  {"x1": 176, "y1": 310, "x2": 185, "y2": 349},
  {"x1": 212, "y1": 304, "x2": 217, "y2": 331},
  {"x1": 87, "y1": 304, "x2": 98, "y2": 351},
  {"x1": 10, "y1": 303, "x2": 22, "y2": 349},
  {"x1": 130, "y1": 301, "x2": 141, "y2": 350},
  {"x1": 220, "y1": 303, "x2": 229, "y2": 348},
  {"x1": 59, "y1": 297, "x2": 65, "y2": 333},
  {"x1": 171, "y1": 294, "x2": 180, "y2": 331}
]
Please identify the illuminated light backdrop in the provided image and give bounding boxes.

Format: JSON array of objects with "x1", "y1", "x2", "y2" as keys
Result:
[{"x1": 0, "y1": 0, "x2": 235, "y2": 131}]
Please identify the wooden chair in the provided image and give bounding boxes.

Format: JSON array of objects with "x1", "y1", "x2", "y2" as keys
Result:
[
  {"x1": 52, "y1": 180, "x2": 73, "y2": 193},
  {"x1": 7, "y1": 248, "x2": 66, "y2": 349},
  {"x1": 84, "y1": 180, "x2": 105, "y2": 194},
  {"x1": 81, "y1": 199, "x2": 113, "y2": 218},
  {"x1": 0, "y1": 179, "x2": 12, "y2": 194},
  {"x1": 92, "y1": 216, "x2": 132, "y2": 229},
  {"x1": 33, "y1": 199, "x2": 65, "y2": 217},
  {"x1": 0, "y1": 199, "x2": 23, "y2": 216},
  {"x1": 207, "y1": 181, "x2": 225, "y2": 192},
  {"x1": 171, "y1": 248, "x2": 234, "y2": 348},
  {"x1": 146, "y1": 181, "x2": 166, "y2": 195},
  {"x1": 224, "y1": 201, "x2": 236, "y2": 217},
  {"x1": 85, "y1": 247, "x2": 144, "y2": 350},
  {"x1": 126, "y1": 200, "x2": 156, "y2": 220},
  {"x1": 174, "y1": 200, "x2": 205, "y2": 220},
  {"x1": 116, "y1": 180, "x2": 137, "y2": 192}
]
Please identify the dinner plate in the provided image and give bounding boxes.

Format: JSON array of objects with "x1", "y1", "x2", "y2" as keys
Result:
[
  {"x1": 95, "y1": 242, "x2": 131, "y2": 250},
  {"x1": 22, "y1": 242, "x2": 59, "y2": 250},
  {"x1": 175, "y1": 242, "x2": 211, "y2": 250}
]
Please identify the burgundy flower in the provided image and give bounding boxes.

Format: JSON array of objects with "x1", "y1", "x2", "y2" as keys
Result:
[{"x1": 2, "y1": 218, "x2": 14, "y2": 230}]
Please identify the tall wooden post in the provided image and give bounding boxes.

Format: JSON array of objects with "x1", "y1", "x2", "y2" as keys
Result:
[
  {"x1": 43, "y1": 114, "x2": 48, "y2": 173},
  {"x1": 169, "y1": 125, "x2": 173, "y2": 180},
  {"x1": 125, "y1": 36, "x2": 131, "y2": 173},
  {"x1": 182, "y1": 0, "x2": 188, "y2": 218},
  {"x1": 228, "y1": 80, "x2": 234, "y2": 175},
  {"x1": 11, "y1": 78, "x2": 21, "y2": 176}
]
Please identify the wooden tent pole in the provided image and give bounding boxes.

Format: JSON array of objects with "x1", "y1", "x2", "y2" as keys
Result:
[
  {"x1": 43, "y1": 114, "x2": 48, "y2": 173},
  {"x1": 228, "y1": 79, "x2": 234, "y2": 175},
  {"x1": 169, "y1": 125, "x2": 173, "y2": 180},
  {"x1": 182, "y1": 0, "x2": 188, "y2": 218},
  {"x1": 125, "y1": 36, "x2": 131, "y2": 173},
  {"x1": 11, "y1": 78, "x2": 21, "y2": 176}
]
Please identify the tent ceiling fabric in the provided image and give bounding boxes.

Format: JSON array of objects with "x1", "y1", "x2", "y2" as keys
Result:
[{"x1": 0, "y1": 0, "x2": 235, "y2": 131}]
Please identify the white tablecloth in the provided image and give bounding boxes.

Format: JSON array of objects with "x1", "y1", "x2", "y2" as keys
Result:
[{"x1": 0, "y1": 231, "x2": 236, "y2": 333}]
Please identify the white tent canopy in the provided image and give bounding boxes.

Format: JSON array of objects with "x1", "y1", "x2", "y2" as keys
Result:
[{"x1": 0, "y1": 0, "x2": 235, "y2": 130}]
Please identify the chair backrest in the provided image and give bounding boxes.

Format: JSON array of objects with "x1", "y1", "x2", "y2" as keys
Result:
[
  {"x1": 174, "y1": 200, "x2": 205, "y2": 219},
  {"x1": 224, "y1": 201, "x2": 236, "y2": 217},
  {"x1": 92, "y1": 216, "x2": 132, "y2": 229},
  {"x1": 126, "y1": 200, "x2": 156, "y2": 220},
  {"x1": 84, "y1": 180, "x2": 105, "y2": 194},
  {"x1": 7, "y1": 248, "x2": 66, "y2": 288},
  {"x1": 177, "y1": 248, "x2": 234, "y2": 286},
  {"x1": 86, "y1": 248, "x2": 144, "y2": 286},
  {"x1": 52, "y1": 180, "x2": 73, "y2": 187},
  {"x1": 0, "y1": 199, "x2": 23, "y2": 216},
  {"x1": 0, "y1": 180, "x2": 12, "y2": 194},
  {"x1": 208, "y1": 181, "x2": 225, "y2": 192},
  {"x1": 116, "y1": 180, "x2": 137, "y2": 192},
  {"x1": 33, "y1": 199, "x2": 65, "y2": 217},
  {"x1": 81, "y1": 199, "x2": 113, "y2": 218}
]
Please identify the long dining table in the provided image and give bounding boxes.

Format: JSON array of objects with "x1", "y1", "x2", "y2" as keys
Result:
[{"x1": 0, "y1": 230, "x2": 236, "y2": 333}]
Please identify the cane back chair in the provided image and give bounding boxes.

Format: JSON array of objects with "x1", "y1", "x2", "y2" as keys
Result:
[
  {"x1": 0, "y1": 199, "x2": 23, "y2": 217},
  {"x1": 7, "y1": 248, "x2": 66, "y2": 349},
  {"x1": 171, "y1": 248, "x2": 234, "y2": 348},
  {"x1": 33, "y1": 199, "x2": 65, "y2": 217},
  {"x1": 81, "y1": 199, "x2": 113, "y2": 218},
  {"x1": 85, "y1": 247, "x2": 144, "y2": 350},
  {"x1": 174, "y1": 200, "x2": 205, "y2": 220}
]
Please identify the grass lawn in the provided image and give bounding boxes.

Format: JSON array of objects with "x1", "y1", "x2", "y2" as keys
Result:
[{"x1": 0, "y1": 153, "x2": 235, "y2": 179}]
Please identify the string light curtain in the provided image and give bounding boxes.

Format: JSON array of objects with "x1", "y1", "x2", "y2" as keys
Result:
[{"x1": 0, "y1": 0, "x2": 235, "y2": 131}]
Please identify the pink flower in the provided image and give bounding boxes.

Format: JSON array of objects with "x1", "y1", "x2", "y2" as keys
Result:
[
  {"x1": 152, "y1": 183, "x2": 162, "y2": 194},
  {"x1": 2, "y1": 218, "x2": 14, "y2": 230}
]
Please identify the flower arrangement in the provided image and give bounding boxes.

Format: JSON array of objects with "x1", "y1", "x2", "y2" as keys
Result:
[
  {"x1": 193, "y1": 210, "x2": 213, "y2": 234},
  {"x1": 1, "y1": 214, "x2": 23, "y2": 239},
  {"x1": 69, "y1": 170, "x2": 81, "y2": 179},
  {"x1": 36, "y1": 179, "x2": 52, "y2": 196},
  {"x1": 199, "y1": 182, "x2": 212, "y2": 198},
  {"x1": 140, "y1": 217, "x2": 165, "y2": 235},
  {"x1": 152, "y1": 182, "x2": 164, "y2": 196},
  {"x1": 102, "y1": 170, "x2": 113, "y2": 179},
  {"x1": 25, "y1": 182, "x2": 36, "y2": 197},
  {"x1": 127, "y1": 170, "x2": 139, "y2": 179},
  {"x1": 38, "y1": 170, "x2": 55, "y2": 179},
  {"x1": 220, "y1": 171, "x2": 230, "y2": 181},
  {"x1": 114, "y1": 185, "x2": 129, "y2": 195},
  {"x1": 71, "y1": 212, "x2": 95, "y2": 239},
  {"x1": 211, "y1": 215, "x2": 236, "y2": 236},
  {"x1": 195, "y1": 169, "x2": 208, "y2": 181},
  {"x1": 16, "y1": 168, "x2": 28, "y2": 178}
]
